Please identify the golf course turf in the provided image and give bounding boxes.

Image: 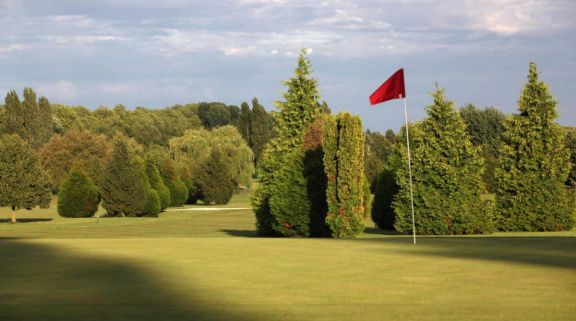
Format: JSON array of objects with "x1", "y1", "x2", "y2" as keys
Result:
[{"x1": 1, "y1": 195, "x2": 575, "y2": 321}]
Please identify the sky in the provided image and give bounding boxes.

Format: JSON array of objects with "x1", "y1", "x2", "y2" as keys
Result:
[{"x1": 0, "y1": 0, "x2": 574, "y2": 132}]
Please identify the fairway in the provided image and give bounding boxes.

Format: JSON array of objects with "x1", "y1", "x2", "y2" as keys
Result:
[{"x1": 1, "y1": 195, "x2": 575, "y2": 321}]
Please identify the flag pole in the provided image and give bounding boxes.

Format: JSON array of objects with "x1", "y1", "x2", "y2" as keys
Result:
[{"x1": 402, "y1": 96, "x2": 417, "y2": 245}]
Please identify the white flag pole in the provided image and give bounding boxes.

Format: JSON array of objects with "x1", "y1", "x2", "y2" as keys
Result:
[{"x1": 402, "y1": 95, "x2": 417, "y2": 245}]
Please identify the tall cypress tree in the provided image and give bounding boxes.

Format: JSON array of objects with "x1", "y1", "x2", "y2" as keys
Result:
[
  {"x1": 0, "y1": 134, "x2": 51, "y2": 223},
  {"x1": 249, "y1": 98, "x2": 271, "y2": 166},
  {"x1": 252, "y1": 49, "x2": 322, "y2": 235},
  {"x1": 238, "y1": 102, "x2": 252, "y2": 144},
  {"x1": 3, "y1": 88, "x2": 52, "y2": 149},
  {"x1": 393, "y1": 86, "x2": 493, "y2": 235},
  {"x1": 495, "y1": 63, "x2": 573, "y2": 231},
  {"x1": 323, "y1": 112, "x2": 367, "y2": 238},
  {"x1": 145, "y1": 157, "x2": 171, "y2": 211}
]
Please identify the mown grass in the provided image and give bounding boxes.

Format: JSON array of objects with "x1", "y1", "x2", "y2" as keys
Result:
[{"x1": 1, "y1": 194, "x2": 575, "y2": 321}]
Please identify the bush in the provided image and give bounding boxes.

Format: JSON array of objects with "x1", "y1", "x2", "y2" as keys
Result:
[
  {"x1": 57, "y1": 167, "x2": 100, "y2": 218},
  {"x1": 269, "y1": 149, "x2": 311, "y2": 236},
  {"x1": 141, "y1": 188, "x2": 161, "y2": 217},
  {"x1": 145, "y1": 158, "x2": 170, "y2": 211},
  {"x1": 159, "y1": 158, "x2": 188, "y2": 207},
  {"x1": 195, "y1": 149, "x2": 234, "y2": 205}
]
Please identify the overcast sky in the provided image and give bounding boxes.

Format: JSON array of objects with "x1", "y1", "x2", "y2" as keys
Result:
[{"x1": 1, "y1": 0, "x2": 574, "y2": 132}]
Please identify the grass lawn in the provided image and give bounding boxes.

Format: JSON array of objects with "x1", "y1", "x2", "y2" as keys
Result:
[{"x1": 1, "y1": 194, "x2": 575, "y2": 321}]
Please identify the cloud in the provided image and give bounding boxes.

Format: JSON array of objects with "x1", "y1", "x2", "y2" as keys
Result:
[{"x1": 37, "y1": 81, "x2": 78, "y2": 101}]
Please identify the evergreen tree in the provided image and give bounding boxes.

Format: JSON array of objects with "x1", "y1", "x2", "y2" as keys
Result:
[
  {"x1": 323, "y1": 112, "x2": 366, "y2": 238},
  {"x1": 0, "y1": 134, "x2": 51, "y2": 223},
  {"x1": 100, "y1": 140, "x2": 148, "y2": 216},
  {"x1": 252, "y1": 49, "x2": 322, "y2": 236},
  {"x1": 495, "y1": 63, "x2": 573, "y2": 231},
  {"x1": 57, "y1": 167, "x2": 100, "y2": 218},
  {"x1": 269, "y1": 149, "x2": 311, "y2": 236},
  {"x1": 145, "y1": 158, "x2": 171, "y2": 211},
  {"x1": 4, "y1": 88, "x2": 53, "y2": 149},
  {"x1": 393, "y1": 87, "x2": 493, "y2": 235},
  {"x1": 159, "y1": 158, "x2": 188, "y2": 207},
  {"x1": 371, "y1": 147, "x2": 402, "y2": 230},
  {"x1": 195, "y1": 149, "x2": 234, "y2": 205},
  {"x1": 250, "y1": 98, "x2": 271, "y2": 166},
  {"x1": 238, "y1": 101, "x2": 252, "y2": 144},
  {"x1": 385, "y1": 129, "x2": 396, "y2": 145}
]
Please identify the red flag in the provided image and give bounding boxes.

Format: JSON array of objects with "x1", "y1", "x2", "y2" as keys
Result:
[{"x1": 369, "y1": 68, "x2": 405, "y2": 105}]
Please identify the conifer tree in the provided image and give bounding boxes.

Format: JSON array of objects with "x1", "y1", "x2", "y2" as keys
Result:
[
  {"x1": 159, "y1": 158, "x2": 188, "y2": 207},
  {"x1": 195, "y1": 149, "x2": 234, "y2": 205},
  {"x1": 57, "y1": 167, "x2": 100, "y2": 218},
  {"x1": 393, "y1": 87, "x2": 493, "y2": 235},
  {"x1": 0, "y1": 134, "x2": 51, "y2": 223},
  {"x1": 250, "y1": 98, "x2": 271, "y2": 166},
  {"x1": 4, "y1": 88, "x2": 53, "y2": 149},
  {"x1": 145, "y1": 158, "x2": 171, "y2": 211},
  {"x1": 495, "y1": 63, "x2": 573, "y2": 231},
  {"x1": 323, "y1": 112, "x2": 366, "y2": 238},
  {"x1": 238, "y1": 102, "x2": 252, "y2": 144},
  {"x1": 252, "y1": 49, "x2": 322, "y2": 235},
  {"x1": 100, "y1": 140, "x2": 149, "y2": 216}
]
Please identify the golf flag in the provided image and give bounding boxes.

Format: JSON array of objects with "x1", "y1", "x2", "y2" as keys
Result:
[{"x1": 369, "y1": 68, "x2": 405, "y2": 105}]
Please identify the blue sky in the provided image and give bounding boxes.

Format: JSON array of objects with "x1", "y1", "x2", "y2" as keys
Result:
[{"x1": 1, "y1": 0, "x2": 574, "y2": 132}]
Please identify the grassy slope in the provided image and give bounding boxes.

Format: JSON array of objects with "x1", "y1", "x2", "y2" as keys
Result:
[{"x1": 1, "y1": 194, "x2": 575, "y2": 321}]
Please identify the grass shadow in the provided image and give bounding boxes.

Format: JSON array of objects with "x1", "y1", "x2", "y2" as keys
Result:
[
  {"x1": 356, "y1": 236, "x2": 576, "y2": 270},
  {"x1": 0, "y1": 239, "x2": 264, "y2": 321},
  {"x1": 0, "y1": 218, "x2": 53, "y2": 223},
  {"x1": 220, "y1": 229, "x2": 258, "y2": 237}
]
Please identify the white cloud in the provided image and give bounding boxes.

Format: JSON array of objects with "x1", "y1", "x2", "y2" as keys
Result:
[{"x1": 37, "y1": 81, "x2": 78, "y2": 101}]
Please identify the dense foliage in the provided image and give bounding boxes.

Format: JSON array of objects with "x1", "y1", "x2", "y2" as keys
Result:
[
  {"x1": 194, "y1": 149, "x2": 235, "y2": 205},
  {"x1": 0, "y1": 134, "x2": 51, "y2": 222},
  {"x1": 495, "y1": 63, "x2": 574, "y2": 231},
  {"x1": 39, "y1": 129, "x2": 112, "y2": 190},
  {"x1": 3, "y1": 88, "x2": 53, "y2": 149},
  {"x1": 159, "y1": 157, "x2": 188, "y2": 207},
  {"x1": 57, "y1": 167, "x2": 100, "y2": 218},
  {"x1": 323, "y1": 113, "x2": 367, "y2": 238},
  {"x1": 253, "y1": 49, "x2": 322, "y2": 235},
  {"x1": 145, "y1": 158, "x2": 171, "y2": 211},
  {"x1": 393, "y1": 87, "x2": 493, "y2": 235}
]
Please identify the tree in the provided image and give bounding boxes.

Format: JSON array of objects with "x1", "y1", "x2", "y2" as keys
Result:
[
  {"x1": 99, "y1": 140, "x2": 149, "y2": 216},
  {"x1": 250, "y1": 98, "x2": 272, "y2": 167},
  {"x1": 564, "y1": 127, "x2": 576, "y2": 187},
  {"x1": 238, "y1": 102, "x2": 252, "y2": 143},
  {"x1": 371, "y1": 147, "x2": 402, "y2": 230},
  {"x1": 159, "y1": 157, "x2": 188, "y2": 207},
  {"x1": 460, "y1": 104, "x2": 506, "y2": 193},
  {"x1": 57, "y1": 167, "x2": 100, "y2": 218},
  {"x1": 0, "y1": 134, "x2": 51, "y2": 223},
  {"x1": 393, "y1": 87, "x2": 493, "y2": 235},
  {"x1": 194, "y1": 149, "x2": 235, "y2": 205},
  {"x1": 145, "y1": 157, "x2": 171, "y2": 211},
  {"x1": 3, "y1": 88, "x2": 53, "y2": 149},
  {"x1": 39, "y1": 130, "x2": 112, "y2": 190},
  {"x1": 364, "y1": 130, "x2": 392, "y2": 191},
  {"x1": 495, "y1": 63, "x2": 573, "y2": 231},
  {"x1": 252, "y1": 49, "x2": 322, "y2": 236},
  {"x1": 384, "y1": 129, "x2": 396, "y2": 145},
  {"x1": 323, "y1": 112, "x2": 367, "y2": 238}
]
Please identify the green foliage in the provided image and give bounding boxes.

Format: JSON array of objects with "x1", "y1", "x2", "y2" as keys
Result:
[
  {"x1": 196, "y1": 102, "x2": 240, "y2": 129},
  {"x1": 564, "y1": 127, "x2": 576, "y2": 187},
  {"x1": 323, "y1": 112, "x2": 366, "y2": 238},
  {"x1": 460, "y1": 104, "x2": 506, "y2": 193},
  {"x1": 145, "y1": 158, "x2": 171, "y2": 211},
  {"x1": 269, "y1": 149, "x2": 311, "y2": 236},
  {"x1": 159, "y1": 158, "x2": 188, "y2": 207},
  {"x1": 384, "y1": 129, "x2": 396, "y2": 145},
  {"x1": 3, "y1": 88, "x2": 53, "y2": 149},
  {"x1": 253, "y1": 49, "x2": 322, "y2": 236},
  {"x1": 195, "y1": 149, "x2": 235, "y2": 205},
  {"x1": 100, "y1": 140, "x2": 149, "y2": 216},
  {"x1": 39, "y1": 130, "x2": 112, "y2": 190},
  {"x1": 495, "y1": 63, "x2": 574, "y2": 231},
  {"x1": 142, "y1": 187, "x2": 161, "y2": 217},
  {"x1": 0, "y1": 134, "x2": 51, "y2": 221},
  {"x1": 371, "y1": 154, "x2": 401, "y2": 230},
  {"x1": 302, "y1": 116, "x2": 331, "y2": 237},
  {"x1": 238, "y1": 102, "x2": 252, "y2": 143},
  {"x1": 393, "y1": 87, "x2": 493, "y2": 235},
  {"x1": 364, "y1": 130, "x2": 393, "y2": 191},
  {"x1": 57, "y1": 167, "x2": 100, "y2": 218},
  {"x1": 239, "y1": 98, "x2": 272, "y2": 167}
]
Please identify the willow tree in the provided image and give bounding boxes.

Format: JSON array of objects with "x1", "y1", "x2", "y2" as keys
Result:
[
  {"x1": 252, "y1": 49, "x2": 322, "y2": 235},
  {"x1": 495, "y1": 63, "x2": 573, "y2": 231}
]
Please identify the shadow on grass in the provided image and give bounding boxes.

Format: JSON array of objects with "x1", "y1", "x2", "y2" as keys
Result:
[
  {"x1": 221, "y1": 229, "x2": 258, "y2": 237},
  {"x1": 0, "y1": 218, "x2": 53, "y2": 223},
  {"x1": 0, "y1": 239, "x2": 263, "y2": 321},
  {"x1": 357, "y1": 236, "x2": 576, "y2": 270},
  {"x1": 363, "y1": 227, "x2": 404, "y2": 235}
]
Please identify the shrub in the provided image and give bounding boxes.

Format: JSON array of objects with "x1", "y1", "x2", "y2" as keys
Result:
[
  {"x1": 195, "y1": 149, "x2": 234, "y2": 205},
  {"x1": 57, "y1": 167, "x2": 100, "y2": 218}
]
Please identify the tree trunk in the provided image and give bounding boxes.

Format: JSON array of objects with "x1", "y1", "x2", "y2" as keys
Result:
[{"x1": 11, "y1": 206, "x2": 16, "y2": 223}]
